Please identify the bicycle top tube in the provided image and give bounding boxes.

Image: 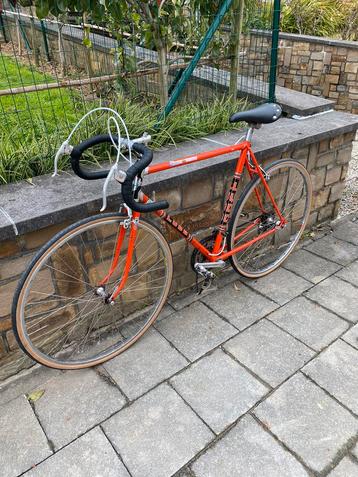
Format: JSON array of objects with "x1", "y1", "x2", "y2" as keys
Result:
[{"x1": 144, "y1": 141, "x2": 250, "y2": 176}]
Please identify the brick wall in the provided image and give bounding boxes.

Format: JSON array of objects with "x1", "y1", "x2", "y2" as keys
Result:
[
  {"x1": 0, "y1": 129, "x2": 355, "y2": 381},
  {"x1": 241, "y1": 31, "x2": 358, "y2": 114},
  {"x1": 277, "y1": 36, "x2": 358, "y2": 114}
]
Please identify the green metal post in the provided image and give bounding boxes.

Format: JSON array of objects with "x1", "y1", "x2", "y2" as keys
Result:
[
  {"x1": 268, "y1": 0, "x2": 281, "y2": 102},
  {"x1": 168, "y1": 68, "x2": 184, "y2": 96},
  {"x1": 158, "y1": 0, "x2": 234, "y2": 121},
  {"x1": 40, "y1": 20, "x2": 51, "y2": 61},
  {"x1": 19, "y1": 20, "x2": 31, "y2": 51}
]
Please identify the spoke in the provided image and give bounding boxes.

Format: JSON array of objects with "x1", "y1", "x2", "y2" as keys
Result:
[
  {"x1": 32, "y1": 296, "x2": 101, "y2": 344},
  {"x1": 282, "y1": 181, "x2": 304, "y2": 215},
  {"x1": 60, "y1": 301, "x2": 106, "y2": 354},
  {"x1": 126, "y1": 265, "x2": 166, "y2": 282},
  {"x1": 108, "y1": 229, "x2": 119, "y2": 266},
  {"x1": 234, "y1": 223, "x2": 257, "y2": 245},
  {"x1": 79, "y1": 302, "x2": 109, "y2": 352},
  {"x1": 99, "y1": 231, "x2": 152, "y2": 287},
  {"x1": 119, "y1": 256, "x2": 165, "y2": 292},
  {"x1": 240, "y1": 234, "x2": 268, "y2": 267},
  {"x1": 43, "y1": 262, "x2": 92, "y2": 288},
  {"x1": 109, "y1": 252, "x2": 165, "y2": 296},
  {"x1": 233, "y1": 165, "x2": 309, "y2": 273},
  {"x1": 123, "y1": 284, "x2": 164, "y2": 295},
  {"x1": 48, "y1": 246, "x2": 91, "y2": 286},
  {"x1": 26, "y1": 290, "x2": 96, "y2": 328},
  {"x1": 282, "y1": 186, "x2": 306, "y2": 219},
  {"x1": 27, "y1": 297, "x2": 61, "y2": 307},
  {"x1": 65, "y1": 242, "x2": 92, "y2": 284},
  {"x1": 27, "y1": 290, "x2": 94, "y2": 302},
  {"x1": 93, "y1": 229, "x2": 106, "y2": 269}
]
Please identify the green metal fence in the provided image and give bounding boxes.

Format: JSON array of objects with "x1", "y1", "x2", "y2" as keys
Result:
[{"x1": 0, "y1": 0, "x2": 279, "y2": 184}]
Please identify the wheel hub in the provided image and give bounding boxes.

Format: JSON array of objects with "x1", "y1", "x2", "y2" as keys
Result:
[
  {"x1": 94, "y1": 286, "x2": 114, "y2": 305},
  {"x1": 258, "y1": 212, "x2": 277, "y2": 232}
]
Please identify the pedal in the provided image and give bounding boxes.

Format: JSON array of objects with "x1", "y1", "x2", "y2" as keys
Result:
[
  {"x1": 194, "y1": 262, "x2": 221, "y2": 295},
  {"x1": 194, "y1": 260, "x2": 225, "y2": 277},
  {"x1": 196, "y1": 274, "x2": 215, "y2": 295},
  {"x1": 200, "y1": 276, "x2": 214, "y2": 295},
  {"x1": 194, "y1": 263, "x2": 216, "y2": 279}
]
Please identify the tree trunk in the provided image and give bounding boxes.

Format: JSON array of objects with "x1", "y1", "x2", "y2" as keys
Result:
[
  {"x1": 229, "y1": 0, "x2": 245, "y2": 98},
  {"x1": 83, "y1": 14, "x2": 94, "y2": 78},
  {"x1": 30, "y1": 8, "x2": 39, "y2": 66},
  {"x1": 16, "y1": 17, "x2": 22, "y2": 55},
  {"x1": 58, "y1": 21, "x2": 66, "y2": 76},
  {"x1": 139, "y1": 2, "x2": 169, "y2": 108},
  {"x1": 156, "y1": 39, "x2": 169, "y2": 108}
]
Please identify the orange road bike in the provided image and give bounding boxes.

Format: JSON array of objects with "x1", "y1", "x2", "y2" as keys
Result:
[{"x1": 12, "y1": 103, "x2": 312, "y2": 369}]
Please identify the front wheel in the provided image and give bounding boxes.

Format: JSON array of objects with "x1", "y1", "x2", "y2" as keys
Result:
[
  {"x1": 12, "y1": 213, "x2": 173, "y2": 369},
  {"x1": 227, "y1": 159, "x2": 312, "y2": 278}
]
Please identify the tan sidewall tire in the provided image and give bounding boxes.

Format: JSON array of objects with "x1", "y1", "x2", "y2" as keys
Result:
[
  {"x1": 228, "y1": 159, "x2": 312, "y2": 278},
  {"x1": 13, "y1": 213, "x2": 173, "y2": 370}
]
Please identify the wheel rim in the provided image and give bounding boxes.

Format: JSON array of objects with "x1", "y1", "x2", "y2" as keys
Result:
[
  {"x1": 16, "y1": 216, "x2": 172, "y2": 368},
  {"x1": 229, "y1": 161, "x2": 312, "y2": 277}
]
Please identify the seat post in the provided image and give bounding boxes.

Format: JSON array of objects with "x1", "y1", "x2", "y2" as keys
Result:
[
  {"x1": 245, "y1": 123, "x2": 262, "y2": 142},
  {"x1": 245, "y1": 126, "x2": 254, "y2": 142}
]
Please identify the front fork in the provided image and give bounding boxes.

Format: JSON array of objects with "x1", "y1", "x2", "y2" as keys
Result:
[{"x1": 97, "y1": 211, "x2": 140, "y2": 304}]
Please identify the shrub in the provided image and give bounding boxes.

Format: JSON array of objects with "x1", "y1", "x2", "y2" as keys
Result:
[
  {"x1": 0, "y1": 92, "x2": 249, "y2": 184},
  {"x1": 339, "y1": 0, "x2": 358, "y2": 40},
  {"x1": 281, "y1": 0, "x2": 343, "y2": 37}
]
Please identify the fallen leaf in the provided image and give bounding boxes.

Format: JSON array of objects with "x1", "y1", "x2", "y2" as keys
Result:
[
  {"x1": 234, "y1": 281, "x2": 241, "y2": 291},
  {"x1": 27, "y1": 389, "x2": 45, "y2": 402}
]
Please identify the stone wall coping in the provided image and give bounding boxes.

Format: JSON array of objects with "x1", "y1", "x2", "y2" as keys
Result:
[
  {"x1": 276, "y1": 87, "x2": 334, "y2": 116},
  {"x1": 0, "y1": 111, "x2": 357, "y2": 242},
  {"x1": 251, "y1": 29, "x2": 358, "y2": 49}
]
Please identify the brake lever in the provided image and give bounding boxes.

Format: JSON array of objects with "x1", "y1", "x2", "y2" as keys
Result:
[
  {"x1": 100, "y1": 163, "x2": 130, "y2": 212},
  {"x1": 100, "y1": 163, "x2": 117, "y2": 212},
  {"x1": 52, "y1": 141, "x2": 73, "y2": 177}
]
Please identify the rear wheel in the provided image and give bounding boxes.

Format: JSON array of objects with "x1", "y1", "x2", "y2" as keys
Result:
[
  {"x1": 12, "y1": 213, "x2": 173, "y2": 369},
  {"x1": 227, "y1": 159, "x2": 312, "y2": 278}
]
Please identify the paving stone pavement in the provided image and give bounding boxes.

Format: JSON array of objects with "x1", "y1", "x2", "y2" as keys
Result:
[
  {"x1": 254, "y1": 373, "x2": 358, "y2": 474},
  {"x1": 303, "y1": 340, "x2": 358, "y2": 414},
  {"x1": 342, "y1": 324, "x2": 358, "y2": 350},
  {"x1": 1, "y1": 215, "x2": 358, "y2": 477}
]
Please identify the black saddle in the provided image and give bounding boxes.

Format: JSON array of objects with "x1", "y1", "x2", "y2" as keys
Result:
[{"x1": 229, "y1": 103, "x2": 282, "y2": 125}]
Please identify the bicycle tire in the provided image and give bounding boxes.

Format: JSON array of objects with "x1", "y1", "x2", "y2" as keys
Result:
[
  {"x1": 12, "y1": 213, "x2": 173, "y2": 369},
  {"x1": 227, "y1": 159, "x2": 312, "y2": 278}
]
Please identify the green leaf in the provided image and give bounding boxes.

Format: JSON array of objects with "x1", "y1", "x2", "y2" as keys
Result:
[
  {"x1": 35, "y1": 0, "x2": 50, "y2": 18},
  {"x1": 83, "y1": 36, "x2": 92, "y2": 47},
  {"x1": 132, "y1": 12, "x2": 141, "y2": 24}
]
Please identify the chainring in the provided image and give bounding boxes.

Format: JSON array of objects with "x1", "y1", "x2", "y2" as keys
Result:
[{"x1": 190, "y1": 233, "x2": 216, "y2": 272}]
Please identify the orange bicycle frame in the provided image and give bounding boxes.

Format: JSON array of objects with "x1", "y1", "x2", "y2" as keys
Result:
[{"x1": 101, "y1": 141, "x2": 285, "y2": 300}]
